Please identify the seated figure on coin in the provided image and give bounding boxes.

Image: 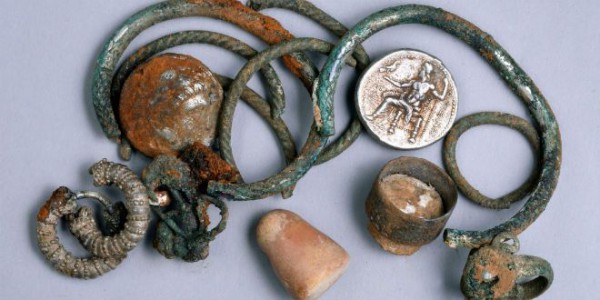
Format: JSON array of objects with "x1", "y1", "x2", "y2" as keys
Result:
[{"x1": 366, "y1": 62, "x2": 449, "y2": 141}]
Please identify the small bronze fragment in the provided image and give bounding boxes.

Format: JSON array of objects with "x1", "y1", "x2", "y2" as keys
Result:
[
  {"x1": 461, "y1": 232, "x2": 553, "y2": 299},
  {"x1": 179, "y1": 142, "x2": 241, "y2": 191},
  {"x1": 366, "y1": 156, "x2": 457, "y2": 255},
  {"x1": 142, "y1": 151, "x2": 230, "y2": 262}
]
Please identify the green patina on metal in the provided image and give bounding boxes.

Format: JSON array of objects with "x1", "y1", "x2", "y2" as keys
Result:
[
  {"x1": 142, "y1": 155, "x2": 199, "y2": 205},
  {"x1": 210, "y1": 37, "x2": 360, "y2": 200},
  {"x1": 313, "y1": 4, "x2": 561, "y2": 250},
  {"x1": 248, "y1": 0, "x2": 370, "y2": 69},
  {"x1": 443, "y1": 112, "x2": 541, "y2": 209},
  {"x1": 248, "y1": 0, "x2": 370, "y2": 165},
  {"x1": 95, "y1": 2, "x2": 368, "y2": 200},
  {"x1": 90, "y1": 0, "x2": 561, "y2": 245},
  {"x1": 41, "y1": 0, "x2": 562, "y2": 296},
  {"x1": 143, "y1": 155, "x2": 228, "y2": 262},
  {"x1": 461, "y1": 232, "x2": 553, "y2": 299},
  {"x1": 214, "y1": 74, "x2": 297, "y2": 166}
]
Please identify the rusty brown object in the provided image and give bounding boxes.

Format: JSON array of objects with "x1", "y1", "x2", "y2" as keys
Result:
[
  {"x1": 179, "y1": 142, "x2": 241, "y2": 191},
  {"x1": 92, "y1": 0, "x2": 324, "y2": 200},
  {"x1": 185, "y1": 0, "x2": 312, "y2": 87},
  {"x1": 119, "y1": 53, "x2": 223, "y2": 158},
  {"x1": 37, "y1": 186, "x2": 73, "y2": 222},
  {"x1": 366, "y1": 156, "x2": 457, "y2": 255}
]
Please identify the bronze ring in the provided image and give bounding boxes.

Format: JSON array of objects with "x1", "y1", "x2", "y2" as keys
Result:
[{"x1": 443, "y1": 112, "x2": 540, "y2": 209}]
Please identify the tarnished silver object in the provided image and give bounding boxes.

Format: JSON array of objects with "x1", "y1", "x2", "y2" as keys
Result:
[
  {"x1": 36, "y1": 159, "x2": 150, "y2": 279},
  {"x1": 356, "y1": 49, "x2": 458, "y2": 149}
]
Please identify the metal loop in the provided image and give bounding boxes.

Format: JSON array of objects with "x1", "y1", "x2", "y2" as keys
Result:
[
  {"x1": 141, "y1": 154, "x2": 229, "y2": 261},
  {"x1": 443, "y1": 112, "x2": 541, "y2": 209},
  {"x1": 35, "y1": 161, "x2": 152, "y2": 279},
  {"x1": 74, "y1": 191, "x2": 113, "y2": 209},
  {"x1": 210, "y1": 37, "x2": 358, "y2": 200},
  {"x1": 202, "y1": 195, "x2": 228, "y2": 239},
  {"x1": 70, "y1": 159, "x2": 151, "y2": 259},
  {"x1": 491, "y1": 232, "x2": 520, "y2": 254},
  {"x1": 248, "y1": 0, "x2": 372, "y2": 165}
]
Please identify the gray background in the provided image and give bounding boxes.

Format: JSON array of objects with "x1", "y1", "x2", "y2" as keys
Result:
[{"x1": 0, "y1": 0, "x2": 598, "y2": 299}]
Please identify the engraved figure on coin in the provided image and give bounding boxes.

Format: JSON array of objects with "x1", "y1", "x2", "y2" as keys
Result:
[{"x1": 365, "y1": 61, "x2": 449, "y2": 143}]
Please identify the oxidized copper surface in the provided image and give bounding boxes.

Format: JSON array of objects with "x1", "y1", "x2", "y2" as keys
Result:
[{"x1": 120, "y1": 53, "x2": 223, "y2": 157}]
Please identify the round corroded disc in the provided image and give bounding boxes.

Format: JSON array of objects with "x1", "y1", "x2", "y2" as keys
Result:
[
  {"x1": 356, "y1": 49, "x2": 458, "y2": 149},
  {"x1": 120, "y1": 53, "x2": 223, "y2": 157}
]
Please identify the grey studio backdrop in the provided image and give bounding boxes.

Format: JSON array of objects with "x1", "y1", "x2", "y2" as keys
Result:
[{"x1": 0, "y1": 0, "x2": 598, "y2": 299}]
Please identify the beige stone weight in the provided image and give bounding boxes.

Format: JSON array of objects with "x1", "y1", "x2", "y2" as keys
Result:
[{"x1": 256, "y1": 209, "x2": 349, "y2": 300}]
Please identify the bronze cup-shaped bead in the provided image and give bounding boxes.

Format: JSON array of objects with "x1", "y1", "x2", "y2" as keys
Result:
[{"x1": 366, "y1": 156, "x2": 457, "y2": 255}]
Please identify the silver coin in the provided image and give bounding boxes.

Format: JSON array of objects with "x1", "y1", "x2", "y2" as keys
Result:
[{"x1": 356, "y1": 49, "x2": 458, "y2": 149}]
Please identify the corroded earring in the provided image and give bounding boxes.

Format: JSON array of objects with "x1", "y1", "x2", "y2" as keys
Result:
[{"x1": 36, "y1": 159, "x2": 150, "y2": 279}]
